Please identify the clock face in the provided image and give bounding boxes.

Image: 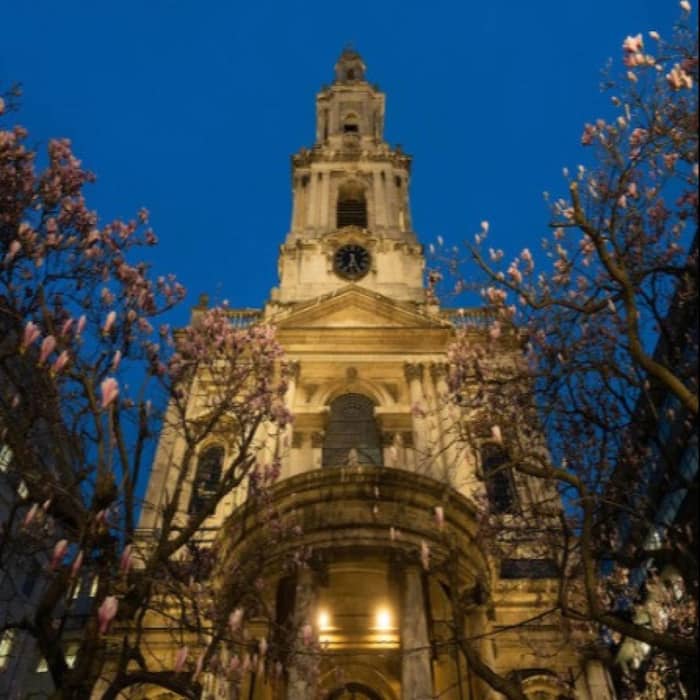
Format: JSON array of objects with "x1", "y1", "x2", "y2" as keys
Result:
[{"x1": 333, "y1": 244, "x2": 371, "y2": 280}]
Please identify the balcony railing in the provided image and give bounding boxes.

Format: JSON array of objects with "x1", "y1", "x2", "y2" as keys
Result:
[
  {"x1": 441, "y1": 307, "x2": 497, "y2": 328},
  {"x1": 227, "y1": 308, "x2": 263, "y2": 328}
]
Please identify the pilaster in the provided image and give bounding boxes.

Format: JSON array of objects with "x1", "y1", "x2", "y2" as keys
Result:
[{"x1": 404, "y1": 362, "x2": 428, "y2": 461}]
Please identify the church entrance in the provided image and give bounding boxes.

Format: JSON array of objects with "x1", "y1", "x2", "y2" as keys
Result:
[
  {"x1": 322, "y1": 394, "x2": 383, "y2": 467},
  {"x1": 327, "y1": 682, "x2": 384, "y2": 700}
]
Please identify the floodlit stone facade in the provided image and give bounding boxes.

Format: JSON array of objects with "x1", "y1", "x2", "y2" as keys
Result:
[{"x1": 135, "y1": 49, "x2": 615, "y2": 700}]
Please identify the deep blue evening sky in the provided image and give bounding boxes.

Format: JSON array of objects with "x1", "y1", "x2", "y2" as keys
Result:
[{"x1": 1, "y1": 1, "x2": 683, "y2": 326}]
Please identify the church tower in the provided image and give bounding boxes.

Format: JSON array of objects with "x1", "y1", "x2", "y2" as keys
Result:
[
  {"x1": 270, "y1": 48, "x2": 423, "y2": 308},
  {"x1": 137, "y1": 49, "x2": 616, "y2": 700}
]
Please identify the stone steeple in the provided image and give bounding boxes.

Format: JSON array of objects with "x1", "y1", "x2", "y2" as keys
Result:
[{"x1": 271, "y1": 49, "x2": 424, "y2": 308}]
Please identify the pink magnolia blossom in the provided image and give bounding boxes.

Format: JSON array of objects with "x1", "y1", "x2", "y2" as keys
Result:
[
  {"x1": 98, "y1": 595, "x2": 119, "y2": 634},
  {"x1": 70, "y1": 550, "x2": 84, "y2": 578},
  {"x1": 4, "y1": 239, "x2": 20, "y2": 263},
  {"x1": 663, "y1": 153, "x2": 679, "y2": 170},
  {"x1": 23, "y1": 504, "x2": 39, "y2": 527},
  {"x1": 174, "y1": 645, "x2": 188, "y2": 673},
  {"x1": 51, "y1": 350, "x2": 70, "y2": 375},
  {"x1": 420, "y1": 540, "x2": 430, "y2": 571},
  {"x1": 60, "y1": 318, "x2": 74, "y2": 337},
  {"x1": 434, "y1": 505, "x2": 445, "y2": 530},
  {"x1": 100, "y1": 377, "x2": 119, "y2": 409},
  {"x1": 581, "y1": 123, "x2": 596, "y2": 145},
  {"x1": 622, "y1": 34, "x2": 644, "y2": 53},
  {"x1": 680, "y1": 0, "x2": 691, "y2": 12},
  {"x1": 76, "y1": 315, "x2": 87, "y2": 335},
  {"x1": 629, "y1": 127, "x2": 648, "y2": 145},
  {"x1": 111, "y1": 350, "x2": 122, "y2": 372},
  {"x1": 507, "y1": 264, "x2": 523, "y2": 284},
  {"x1": 229, "y1": 607, "x2": 243, "y2": 633},
  {"x1": 491, "y1": 425, "x2": 503, "y2": 444},
  {"x1": 38, "y1": 335, "x2": 57, "y2": 365},
  {"x1": 50, "y1": 539, "x2": 69, "y2": 570},
  {"x1": 119, "y1": 544, "x2": 133, "y2": 574},
  {"x1": 20, "y1": 321, "x2": 41, "y2": 352},
  {"x1": 667, "y1": 64, "x2": 693, "y2": 90},
  {"x1": 102, "y1": 310, "x2": 117, "y2": 335}
]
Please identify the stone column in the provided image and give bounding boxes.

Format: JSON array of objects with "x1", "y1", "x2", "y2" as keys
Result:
[
  {"x1": 422, "y1": 364, "x2": 444, "y2": 479},
  {"x1": 373, "y1": 170, "x2": 385, "y2": 228},
  {"x1": 573, "y1": 659, "x2": 615, "y2": 700},
  {"x1": 404, "y1": 363, "x2": 428, "y2": 464},
  {"x1": 465, "y1": 607, "x2": 499, "y2": 700},
  {"x1": 287, "y1": 568, "x2": 318, "y2": 700},
  {"x1": 430, "y1": 363, "x2": 460, "y2": 482},
  {"x1": 320, "y1": 169, "x2": 330, "y2": 231},
  {"x1": 307, "y1": 172, "x2": 319, "y2": 229},
  {"x1": 401, "y1": 565, "x2": 433, "y2": 700},
  {"x1": 280, "y1": 361, "x2": 300, "y2": 478},
  {"x1": 298, "y1": 178, "x2": 308, "y2": 232},
  {"x1": 290, "y1": 178, "x2": 299, "y2": 231}
]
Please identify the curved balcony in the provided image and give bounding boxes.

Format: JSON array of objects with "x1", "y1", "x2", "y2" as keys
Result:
[{"x1": 219, "y1": 465, "x2": 488, "y2": 592}]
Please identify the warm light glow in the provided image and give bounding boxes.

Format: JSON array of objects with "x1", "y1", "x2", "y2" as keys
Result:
[
  {"x1": 318, "y1": 609, "x2": 331, "y2": 631},
  {"x1": 375, "y1": 608, "x2": 392, "y2": 630}
]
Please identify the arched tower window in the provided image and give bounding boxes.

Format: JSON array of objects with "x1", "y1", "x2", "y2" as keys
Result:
[
  {"x1": 336, "y1": 182, "x2": 368, "y2": 229},
  {"x1": 343, "y1": 113, "x2": 360, "y2": 133},
  {"x1": 322, "y1": 394, "x2": 383, "y2": 467},
  {"x1": 481, "y1": 443, "x2": 517, "y2": 513},
  {"x1": 189, "y1": 445, "x2": 224, "y2": 515}
]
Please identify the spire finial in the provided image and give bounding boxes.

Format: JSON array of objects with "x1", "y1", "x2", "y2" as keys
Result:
[{"x1": 334, "y1": 46, "x2": 366, "y2": 83}]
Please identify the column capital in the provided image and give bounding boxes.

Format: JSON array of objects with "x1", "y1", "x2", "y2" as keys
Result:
[
  {"x1": 287, "y1": 360, "x2": 301, "y2": 381},
  {"x1": 404, "y1": 362, "x2": 424, "y2": 381},
  {"x1": 429, "y1": 362, "x2": 448, "y2": 380}
]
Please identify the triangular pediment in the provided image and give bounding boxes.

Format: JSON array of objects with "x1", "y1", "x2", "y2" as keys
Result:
[{"x1": 272, "y1": 286, "x2": 448, "y2": 330}]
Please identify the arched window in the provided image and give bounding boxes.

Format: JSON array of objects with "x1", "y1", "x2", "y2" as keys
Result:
[
  {"x1": 509, "y1": 668, "x2": 572, "y2": 699},
  {"x1": 189, "y1": 445, "x2": 224, "y2": 515},
  {"x1": 328, "y1": 683, "x2": 382, "y2": 700},
  {"x1": 481, "y1": 444, "x2": 517, "y2": 513},
  {"x1": 322, "y1": 394, "x2": 382, "y2": 467},
  {"x1": 343, "y1": 113, "x2": 360, "y2": 133},
  {"x1": 336, "y1": 182, "x2": 367, "y2": 229}
]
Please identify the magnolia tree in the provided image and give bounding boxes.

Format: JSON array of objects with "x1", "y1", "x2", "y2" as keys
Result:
[
  {"x1": 432, "y1": 8, "x2": 698, "y2": 700},
  {"x1": 0, "y1": 92, "x2": 297, "y2": 699}
]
